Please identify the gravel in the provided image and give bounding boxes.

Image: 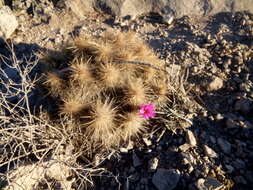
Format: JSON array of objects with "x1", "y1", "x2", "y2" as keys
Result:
[{"x1": 1, "y1": 1, "x2": 253, "y2": 189}]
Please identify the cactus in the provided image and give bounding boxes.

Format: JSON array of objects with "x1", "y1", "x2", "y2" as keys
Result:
[{"x1": 42, "y1": 31, "x2": 169, "y2": 151}]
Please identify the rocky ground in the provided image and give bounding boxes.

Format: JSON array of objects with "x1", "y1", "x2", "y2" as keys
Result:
[{"x1": 0, "y1": 1, "x2": 253, "y2": 190}]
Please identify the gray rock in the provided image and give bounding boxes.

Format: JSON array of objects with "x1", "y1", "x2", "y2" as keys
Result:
[
  {"x1": 209, "y1": 136, "x2": 216, "y2": 144},
  {"x1": 152, "y1": 169, "x2": 180, "y2": 190},
  {"x1": 132, "y1": 152, "x2": 142, "y2": 167},
  {"x1": 186, "y1": 130, "x2": 197, "y2": 146},
  {"x1": 225, "y1": 118, "x2": 237, "y2": 128},
  {"x1": 245, "y1": 171, "x2": 253, "y2": 183},
  {"x1": 234, "y1": 98, "x2": 252, "y2": 114},
  {"x1": 225, "y1": 165, "x2": 234, "y2": 173},
  {"x1": 195, "y1": 177, "x2": 224, "y2": 190},
  {"x1": 244, "y1": 121, "x2": 253, "y2": 129},
  {"x1": 217, "y1": 138, "x2": 231, "y2": 154},
  {"x1": 67, "y1": 0, "x2": 253, "y2": 19},
  {"x1": 0, "y1": 6, "x2": 18, "y2": 39},
  {"x1": 232, "y1": 159, "x2": 245, "y2": 169},
  {"x1": 203, "y1": 145, "x2": 218, "y2": 158},
  {"x1": 3, "y1": 67, "x2": 20, "y2": 83},
  {"x1": 234, "y1": 176, "x2": 247, "y2": 185},
  {"x1": 129, "y1": 172, "x2": 140, "y2": 183},
  {"x1": 65, "y1": 0, "x2": 94, "y2": 18}
]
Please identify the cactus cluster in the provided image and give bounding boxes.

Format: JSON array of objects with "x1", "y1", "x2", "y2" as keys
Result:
[{"x1": 43, "y1": 31, "x2": 169, "y2": 150}]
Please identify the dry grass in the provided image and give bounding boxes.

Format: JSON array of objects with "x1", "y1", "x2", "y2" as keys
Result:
[
  {"x1": 150, "y1": 79, "x2": 169, "y2": 108},
  {"x1": 0, "y1": 44, "x2": 111, "y2": 190}
]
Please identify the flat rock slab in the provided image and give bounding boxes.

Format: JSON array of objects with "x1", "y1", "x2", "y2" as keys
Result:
[{"x1": 152, "y1": 169, "x2": 180, "y2": 190}]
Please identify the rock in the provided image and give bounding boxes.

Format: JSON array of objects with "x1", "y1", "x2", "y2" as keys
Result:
[
  {"x1": 94, "y1": 0, "x2": 155, "y2": 18},
  {"x1": 217, "y1": 138, "x2": 231, "y2": 154},
  {"x1": 243, "y1": 121, "x2": 253, "y2": 129},
  {"x1": 5, "y1": 160, "x2": 74, "y2": 190},
  {"x1": 179, "y1": 143, "x2": 191, "y2": 152},
  {"x1": 232, "y1": 1, "x2": 253, "y2": 13},
  {"x1": 66, "y1": 0, "x2": 253, "y2": 19},
  {"x1": 225, "y1": 165, "x2": 234, "y2": 173},
  {"x1": 203, "y1": 145, "x2": 218, "y2": 158},
  {"x1": 0, "y1": 6, "x2": 18, "y2": 39},
  {"x1": 132, "y1": 152, "x2": 142, "y2": 167},
  {"x1": 209, "y1": 136, "x2": 216, "y2": 144},
  {"x1": 163, "y1": 15, "x2": 174, "y2": 25},
  {"x1": 233, "y1": 55, "x2": 243, "y2": 65},
  {"x1": 207, "y1": 77, "x2": 223, "y2": 91},
  {"x1": 152, "y1": 169, "x2": 180, "y2": 190},
  {"x1": 181, "y1": 152, "x2": 195, "y2": 164},
  {"x1": 65, "y1": 0, "x2": 94, "y2": 18},
  {"x1": 3, "y1": 67, "x2": 20, "y2": 83},
  {"x1": 120, "y1": 147, "x2": 128, "y2": 153},
  {"x1": 214, "y1": 114, "x2": 224, "y2": 120},
  {"x1": 128, "y1": 172, "x2": 140, "y2": 183},
  {"x1": 225, "y1": 118, "x2": 237, "y2": 128},
  {"x1": 234, "y1": 98, "x2": 252, "y2": 114},
  {"x1": 120, "y1": 141, "x2": 134, "y2": 153},
  {"x1": 245, "y1": 171, "x2": 253, "y2": 183},
  {"x1": 234, "y1": 176, "x2": 247, "y2": 185},
  {"x1": 195, "y1": 177, "x2": 224, "y2": 190},
  {"x1": 182, "y1": 158, "x2": 190, "y2": 165},
  {"x1": 186, "y1": 130, "x2": 197, "y2": 146},
  {"x1": 148, "y1": 157, "x2": 159, "y2": 172},
  {"x1": 140, "y1": 177, "x2": 148, "y2": 185},
  {"x1": 232, "y1": 159, "x2": 245, "y2": 169}
]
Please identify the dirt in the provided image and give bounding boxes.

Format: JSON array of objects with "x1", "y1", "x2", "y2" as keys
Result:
[{"x1": 0, "y1": 1, "x2": 253, "y2": 190}]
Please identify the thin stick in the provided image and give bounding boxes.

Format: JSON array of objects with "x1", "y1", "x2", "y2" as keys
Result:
[
  {"x1": 157, "y1": 109, "x2": 193, "y2": 125},
  {"x1": 113, "y1": 60, "x2": 168, "y2": 73}
]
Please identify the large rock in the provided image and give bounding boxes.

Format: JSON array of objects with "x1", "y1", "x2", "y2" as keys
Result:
[
  {"x1": 65, "y1": 0, "x2": 94, "y2": 18},
  {"x1": 0, "y1": 6, "x2": 18, "y2": 39},
  {"x1": 152, "y1": 169, "x2": 180, "y2": 190},
  {"x1": 66, "y1": 0, "x2": 253, "y2": 19},
  {"x1": 5, "y1": 160, "x2": 74, "y2": 190}
]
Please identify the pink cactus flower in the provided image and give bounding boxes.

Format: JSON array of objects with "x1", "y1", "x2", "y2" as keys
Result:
[{"x1": 139, "y1": 104, "x2": 156, "y2": 119}]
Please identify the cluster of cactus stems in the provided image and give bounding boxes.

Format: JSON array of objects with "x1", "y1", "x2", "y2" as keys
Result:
[{"x1": 43, "y1": 31, "x2": 169, "y2": 150}]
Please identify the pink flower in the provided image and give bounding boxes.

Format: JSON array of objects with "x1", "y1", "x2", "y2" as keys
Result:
[{"x1": 139, "y1": 104, "x2": 156, "y2": 119}]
